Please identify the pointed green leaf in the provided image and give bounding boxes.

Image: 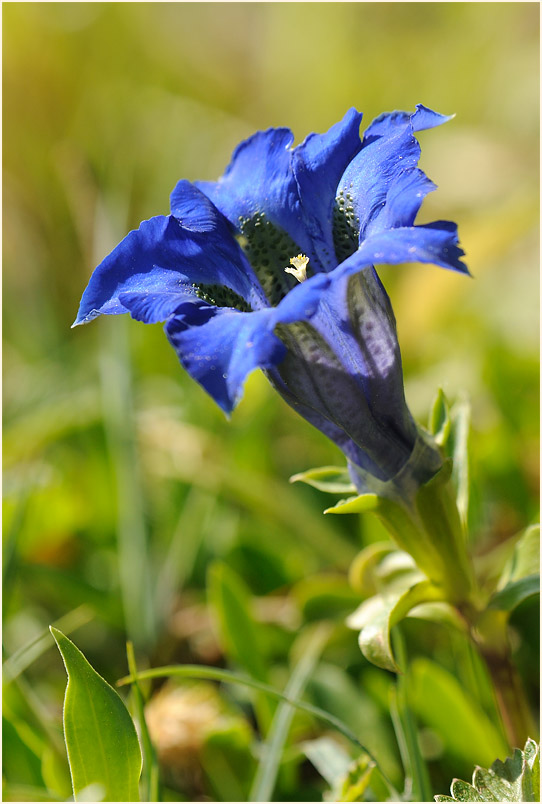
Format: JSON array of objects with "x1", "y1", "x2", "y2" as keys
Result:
[
  {"x1": 290, "y1": 465, "x2": 356, "y2": 494},
  {"x1": 488, "y1": 574, "x2": 539, "y2": 613},
  {"x1": 338, "y1": 753, "x2": 375, "y2": 801},
  {"x1": 50, "y1": 628, "x2": 142, "y2": 802},
  {"x1": 324, "y1": 493, "x2": 380, "y2": 515},
  {"x1": 348, "y1": 581, "x2": 444, "y2": 673},
  {"x1": 505, "y1": 525, "x2": 540, "y2": 585},
  {"x1": 411, "y1": 658, "x2": 509, "y2": 768},
  {"x1": 449, "y1": 397, "x2": 471, "y2": 527},
  {"x1": 348, "y1": 543, "x2": 395, "y2": 596},
  {"x1": 430, "y1": 388, "x2": 452, "y2": 447}
]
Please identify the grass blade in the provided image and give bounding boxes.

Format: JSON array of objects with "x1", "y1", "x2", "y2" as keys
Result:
[
  {"x1": 117, "y1": 663, "x2": 367, "y2": 753},
  {"x1": 126, "y1": 642, "x2": 160, "y2": 803},
  {"x1": 249, "y1": 623, "x2": 331, "y2": 801},
  {"x1": 390, "y1": 629, "x2": 432, "y2": 802},
  {"x1": 3, "y1": 605, "x2": 93, "y2": 683}
]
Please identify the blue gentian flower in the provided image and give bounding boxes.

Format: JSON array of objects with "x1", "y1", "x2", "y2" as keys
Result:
[{"x1": 74, "y1": 105, "x2": 467, "y2": 496}]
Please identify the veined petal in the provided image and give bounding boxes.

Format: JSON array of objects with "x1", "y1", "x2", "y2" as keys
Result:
[
  {"x1": 410, "y1": 103, "x2": 454, "y2": 132},
  {"x1": 292, "y1": 108, "x2": 363, "y2": 270},
  {"x1": 264, "y1": 365, "x2": 382, "y2": 472},
  {"x1": 371, "y1": 168, "x2": 436, "y2": 231},
  {"x1": 165, "y1": 306, "x2": 285, "y2": 414},
  {"x1": 363, "y1": 104, "x2": 453, "y2": 141},
  {"x1": 336, "y1": 105, "x2": 452, "y2": 244},
  {"x1": 73, "y1": 209, "x2": 266, "y2": 328},
  {"x1": 197, "y1": 112, "x2": 364, "y2": 275},
  {"x1": 268, "y1": 265, "x2": 418, "y2": 481},
  {"x1": 74, "y1": 216, "x2": 178, "y2": 325},
  {"x1": 170, "y1": 179, "x2": 238, "y2": 236},
  {"x1": 195, "y1": 127, "x2": 303, "y2": 241},
  {"x1": 353, "y1": 221, "x2": 469, "y2": 274},
  {"x1": 271, "y1": 271, "x2": 332, "y2": 324},
  {"x1": 118, "y1": 291, "x2": 199, "y2": 324}
]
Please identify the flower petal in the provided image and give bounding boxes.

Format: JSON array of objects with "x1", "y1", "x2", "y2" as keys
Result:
[
  {"x1": 170, "y1": 179, "x2": 238, "y2": 236},
  {"x1": 118, "y1": 291, "x2": 196, "y2": 324},
  {"x1": 195, "y1": 127, "x2": 303, "y2": 242},
  {"x1": 73, "y1": 208, "x2": 266, "y2": 327},
  {"x1": 264, "y1": 365, "x2": 376, "y2": 470},
  {"x1": 165, "y1": 306, "x2": 285, "y2": 413},
  {"x1": 353, "y1": 221, "x2": 469, "y2": 274},
  {"x1": 268, "y1": 266, "x2": 417, "y2": 481},
  {"x1": 197, "y1": 111, "x2": 364, "y2": 273},
  {"x1": 292, "y1": 108, "x2": 363, "y2": 270},
  {"x1": 370, "y1": 167, "x2": 436, "y2": 231},
  {"x1": 336, "y1": 105, "x2": 452, "y2": 243}
]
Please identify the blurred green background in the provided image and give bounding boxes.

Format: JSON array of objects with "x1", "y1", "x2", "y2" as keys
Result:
[{"x1": 3, "y1": 3, "x2": 539, "y2": 801}]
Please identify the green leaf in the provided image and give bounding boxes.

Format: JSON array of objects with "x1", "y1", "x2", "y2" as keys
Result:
[
  {"x1": 430, "y1": 388, "x2": 452, "y2": 447},
  {"x1": 337, "y1": 753, "x2": 381, "y2": 801},
  {"x1": 50, "y1": 627, "x2": 142, "y2": 802},
  {"x1": 501, "y1": 525, "x2": 540, "y2": 586},
  {"x1": 208, "y1": 562, "x2": 274, "y2": 734},
  {"x1": 448, "y1": 779, "x2": 485, "y2": 801},
  {"x1": 488, "y1": 574, "x2": 539, "y2": 613},
  {"x1": 307, "y1": 663, "x2": 403, "y2": 786},
  {"x1": 348, "y1": 542, "x2": 395, "y2": 596},
  {"x1": 406, "y1": 601, "x2": 468, "y2": 632},
  {"x1": 449, "y1": 397, "x2": 471, "y2": 527},
  {"x1": 434, "y1": 739, "x2": 540, "y2": 802},
  {"x1": 302, "y1": 736, "x2": 352, "y2": 788},
  {"x1": 1, "y1": 783, "x2": 64, "y2": 801},
  {"x1": 303, "y1": 738, "x2": 399, "y2": 802},
  {"x1": 410, "y1": 658, "x2": 509, "y2": 768},
  {"x1": 347, "y1": 581, "x2": 444, "y2": 673},
  {"x1": 290, "y1": 465, "x2": 356, "y2": 494},
  {"x1": 324, "y1": 493, "x2": 380, "y2": 516},
  {"x1": 201, "y1": 724, "x2": 254, "y2": 802},
  {"x1": 207, "y1": 562, "x2": 268, "y2": 683},
  {"x1": 2, "y1": 716, "x2": 44, "y2": 788}
]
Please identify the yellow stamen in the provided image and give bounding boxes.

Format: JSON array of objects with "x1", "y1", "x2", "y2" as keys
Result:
[{"x1": 285, "y1": 254, "x2": 309, "y2": 283}]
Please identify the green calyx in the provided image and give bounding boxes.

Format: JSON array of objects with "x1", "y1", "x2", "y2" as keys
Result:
[{"x1": 326, "y1": 459, "x2": 475, "y2": 606}]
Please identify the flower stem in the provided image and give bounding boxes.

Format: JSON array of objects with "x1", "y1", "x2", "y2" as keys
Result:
[
  {"x1": 485, "y1": 651, "x2": 537, "y2": 749},
  {"x1": 472, "y1": 610, "x2": 537, "y2": 749}
]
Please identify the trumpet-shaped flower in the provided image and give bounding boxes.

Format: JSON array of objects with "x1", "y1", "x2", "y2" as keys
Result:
[{"x1": 74, "y1": 105, "x2": 467, "y2": 496}]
